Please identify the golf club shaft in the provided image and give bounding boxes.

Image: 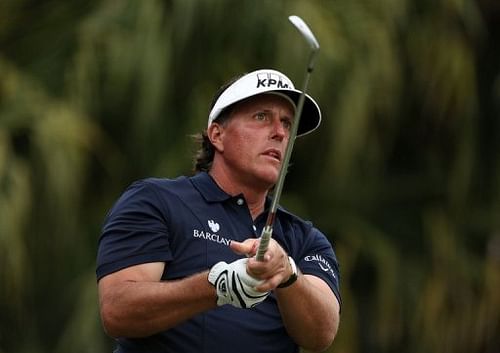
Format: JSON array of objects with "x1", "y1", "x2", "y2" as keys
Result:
[{"x1": 256, "y1": 33, "x2": 319, "y2": 261}]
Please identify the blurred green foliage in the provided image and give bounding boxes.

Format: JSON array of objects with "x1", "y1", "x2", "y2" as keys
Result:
[{"x1": 1, "y1": 0, "x2": 499, "y2": 352}]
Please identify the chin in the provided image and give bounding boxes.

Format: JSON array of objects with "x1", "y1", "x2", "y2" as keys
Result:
[{"x1": 256, "y1": 170, "x2": 280, "y2": 188}]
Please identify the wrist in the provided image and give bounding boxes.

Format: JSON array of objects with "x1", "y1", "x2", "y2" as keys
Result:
[{"x1": 278, "y1": 256, "x2": 298, "y2": 288}]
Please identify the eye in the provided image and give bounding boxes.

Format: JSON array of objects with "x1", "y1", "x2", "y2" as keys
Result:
[
  {"x1": 282, "y1": 118, "x2": 292, "y2": 130},
  {"x1": 254, "y1": 112, "x2": 267, "y2": 121}
]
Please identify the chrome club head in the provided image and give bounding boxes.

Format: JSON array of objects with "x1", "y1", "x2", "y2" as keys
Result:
[{"x1": 289, "y1": 15, "x2": 320, "y2": 52}]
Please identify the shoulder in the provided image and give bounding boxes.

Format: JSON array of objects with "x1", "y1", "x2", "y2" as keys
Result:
[
  {"x1": 131, "y1": 175, "x2": 190, "y2": 191},
  {"x1": 121, "y1": 175, "x2": 195, "y2": 201},
  {"x1": 105, "y1": 176, "x2": 193, "y2": 218},
  {"x1": 276, "y1": 206, "x2": 333, "y2": 254},
  {"x1": 277, "y1": 205, "x2": 315, "y2": 235}
]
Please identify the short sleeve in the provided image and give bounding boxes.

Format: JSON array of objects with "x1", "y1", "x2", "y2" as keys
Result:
[
  {"x1": 296, "y1": 227, "x2": 341, "y2": 307},
  {"x1": 96, "y1": 180, "x2": 173, "y2": 280}
]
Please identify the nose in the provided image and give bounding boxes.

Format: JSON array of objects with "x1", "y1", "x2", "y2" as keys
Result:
[{"x1": 270, "y1": 116, "x2": 287, "y2": 142}]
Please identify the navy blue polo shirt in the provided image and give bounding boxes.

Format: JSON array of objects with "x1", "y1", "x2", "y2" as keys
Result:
[{"x1": 97, "y1": 172, "x2": 341, "y2": 353}]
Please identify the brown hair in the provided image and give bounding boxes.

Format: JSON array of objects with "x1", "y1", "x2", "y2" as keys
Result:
[{"x1": 192, "y1": 74, "x2": 243, "y2": 173}]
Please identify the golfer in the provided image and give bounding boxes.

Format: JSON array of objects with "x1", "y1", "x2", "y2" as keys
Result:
[{"x1": 96, "y1": 68, "x2": 341, "y2": 353}]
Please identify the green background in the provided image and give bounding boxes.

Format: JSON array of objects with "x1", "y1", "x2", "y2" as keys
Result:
[{"x1": 1, "y1": 1, "x2": 499, "y2": 352}]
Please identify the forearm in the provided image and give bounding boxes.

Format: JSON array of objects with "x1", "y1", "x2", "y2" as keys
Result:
[
  {"x1": 99, "y1": 271, "x2": 216, "y2": 337},
  {"x1": 275, "y1": 274, "x2": 340, "y2": 352}
]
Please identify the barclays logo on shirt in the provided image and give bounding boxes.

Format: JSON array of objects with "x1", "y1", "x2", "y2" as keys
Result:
[
  {"x1": 208, "y1": 220, "x2": 220, "y2": 233},
  {"x1": 304, "y1": 254, "x2": 337, "y2": 280},
  {"x1": 192, "y1": 220, "x2": 231, "y2": 246}
]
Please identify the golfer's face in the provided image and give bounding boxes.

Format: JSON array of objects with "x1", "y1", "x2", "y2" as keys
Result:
[{"x1": 219, "y1": 94, "x2": 295, "y2": 188}]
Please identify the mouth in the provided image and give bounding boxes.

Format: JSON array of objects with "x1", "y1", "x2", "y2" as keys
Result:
[{"x1": 262, "y1": 149, "x2": 282, "y2": 162}]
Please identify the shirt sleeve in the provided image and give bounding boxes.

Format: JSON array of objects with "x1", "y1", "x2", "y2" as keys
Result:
[
  {"x1": 96, "y1": 180, "x2": 173, "y2": 280},
  {"x1": 296, "y1": 227, "x2": 342, "y2": 307}
]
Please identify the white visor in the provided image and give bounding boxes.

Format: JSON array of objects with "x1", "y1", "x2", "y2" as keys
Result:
[{"x1": 208, "y1": 69, "x2": 321, "y2": 136}]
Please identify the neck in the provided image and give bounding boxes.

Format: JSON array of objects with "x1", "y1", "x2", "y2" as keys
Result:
[{"x1": 208, "y1": 168, "x2": 270, "y2": 220}]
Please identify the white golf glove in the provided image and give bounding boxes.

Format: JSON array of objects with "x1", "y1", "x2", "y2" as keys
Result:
[{"x1": 208, "y1": 258, "x2": 269, "y2": 308}]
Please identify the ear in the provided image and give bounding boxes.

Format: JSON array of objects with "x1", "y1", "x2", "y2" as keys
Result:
[{"x1": 207, "y1": 123, "x2": 225, "y2": 153}]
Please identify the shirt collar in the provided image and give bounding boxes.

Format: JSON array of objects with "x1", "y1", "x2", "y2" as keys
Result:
[
  {"x1": 190, "y1": 172, "x2": 233, "y2": 203},
  {"x1": 190, "y1": 172, "x2": 292, "y2": 216}
]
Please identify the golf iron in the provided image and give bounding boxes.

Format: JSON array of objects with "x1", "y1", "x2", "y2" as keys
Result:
[{"x1": 256, "y1": 15, "x2": 320, "y2": 261}]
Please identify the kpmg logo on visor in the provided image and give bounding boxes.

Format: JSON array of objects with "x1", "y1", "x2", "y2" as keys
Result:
[{"x1": 256, "y1": 72, "x2": 292, "y2": 89}]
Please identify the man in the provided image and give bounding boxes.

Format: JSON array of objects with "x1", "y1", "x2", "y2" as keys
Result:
[{"x1": 96, "y1": 68, "x2": 341, "y2": 353}]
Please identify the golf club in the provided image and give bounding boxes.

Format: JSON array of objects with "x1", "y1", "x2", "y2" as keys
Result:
[{"x1": 256, "y1": 15, "x2": 320, "y2": 261}]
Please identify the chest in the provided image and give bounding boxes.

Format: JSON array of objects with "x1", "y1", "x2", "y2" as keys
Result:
[{"x1": 161, "y1": 196, "x2": 273, "y2": 280}]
